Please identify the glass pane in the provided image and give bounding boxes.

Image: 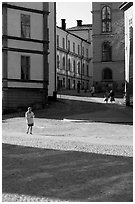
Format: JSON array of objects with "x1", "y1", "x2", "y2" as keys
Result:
[
  {"x1": 107, "y1": 7, "x2": 111, "y2": 19},
  {"x1": 21, "y1": 14, "x2": 30, "y2": 38},
  {"x1": 102, "y1": 7, "x2": 106, "y2": 20}
]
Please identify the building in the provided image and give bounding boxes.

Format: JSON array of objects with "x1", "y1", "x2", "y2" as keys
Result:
[
  {"x1": 56, "y1": 19, "x2": 93, "y2": 91},
  {"x1": 119, "y1": 2, "x2": 133, "y2": 106},
  {"x1": 48, "y1": 2, "x2": 57, "y2": 100},
  {"x1": 2, "y1": 2, "x2": 56, "y2": 112},
  {"x1": 92, "y1": 2, "x2": 125, "y2": 93},
  {"x1": 67, "y1": 20, "x2": 92, "y2": 43}
]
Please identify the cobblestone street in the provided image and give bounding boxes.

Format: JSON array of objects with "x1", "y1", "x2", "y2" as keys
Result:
[{"x1": 2, "y1": 94, "x2": 133, "y2": 202}]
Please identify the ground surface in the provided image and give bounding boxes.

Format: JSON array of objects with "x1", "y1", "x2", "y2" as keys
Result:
[{"x1": 2, "y1": 94, "x2": 133, "y2": 202}]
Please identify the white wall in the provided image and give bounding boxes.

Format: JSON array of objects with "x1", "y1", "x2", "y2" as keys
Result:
[
  {"x1": 124, "y1": 6, "x2": 133, "y2": 83},
  {"x1": 8, "y1": 52, "x2": 43, "y2": 81},
  {"x1": 48, "y1": 2, "x2": 56, "y2": 97},
  {"x1": 9, "y1": 2, "x2": 43, "y2": 10},
  {"x1": 7, "y1": 9, "x2": 43, "y2": 40}
]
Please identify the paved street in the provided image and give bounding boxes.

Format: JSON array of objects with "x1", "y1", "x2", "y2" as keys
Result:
[{"x1": 2, "y1": 94, "x2": 133, "y2": 202}]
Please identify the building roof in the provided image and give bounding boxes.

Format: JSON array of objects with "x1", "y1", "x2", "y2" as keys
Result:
[
  {"x1": 57, "y1": 26, "x2": 91, "y2": 44},
  {"x1": 119, "y1": 2, "x2": 133, "y2": 11},
  {"x1": 67, "y1": 24, "x2": 92, "y2": 31}
]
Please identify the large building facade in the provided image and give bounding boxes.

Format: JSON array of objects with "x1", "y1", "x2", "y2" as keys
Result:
[
  {"x1": 56, "y1": 20, "x2": 93, "y2": 91},
  {"x1": 120, "y1": 2, "x2": 133, "y2": 106},
  {"x1": 92, "y1": 2, "x2": 125, "y2": 93},
  {"x1": 2, "y1": 2, "x2": 56, "y2": 112}
]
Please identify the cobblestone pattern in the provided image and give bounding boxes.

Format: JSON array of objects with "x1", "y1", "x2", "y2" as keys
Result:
[
  {"x1": 3, "y1": 134, "x2": 133, "y2": 157},
  {"x1": 2, "y1": 133, "x2": 133, "y2": 202},
  {"x1": 2, "y1": 193, "x2": 66, "y2": 202}
]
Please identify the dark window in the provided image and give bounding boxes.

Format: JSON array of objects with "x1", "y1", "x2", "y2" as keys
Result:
[
  {"x1": 62, "y1": 38, "x2": 65, "y2": 49},
  {"x1": 82, "y1": 46, "x2": 84, "y2": 56},
  {"x1": 73, "y1": 42, "x2": 75, "y2": 53},
  {"x1": 68, "y1": 40, "x2": 70, "y2": 51},
  {"x1": 21, "y1": 56, "x2": 30, "y2": 80},
  {"x1": 63, "y1": 78, "x2": 65, "y2": 88},
  {"x1": 21, "y1": 14, "x2": 30, "y2": 38},
  {"x1": 86, "y1": 49, "x2": 88, "y2": 58},
  {"x1": 103, "y1": 68, "x2": 112, "y2": 80},
  {"x1": 73, "y1": 60, "x2": 76, "y2": 73},
  {"x1": 82, "y1": 63, "x2": 85, "y2": 75},
  {"x1": 102, "y1": 6, "x2": 111, "y2": 33},
  {"x1": 57, "y1": 35, "x2": 59, "y2": 47},
  {"x1": 102, "y1": 41, "x2": 112, "y2": 61},
  {"x1": 68, "y1": 58, "x2": 70, "y2": 71},
  {"x1": 78, "y1": 45, "x2": 80, "y2": 55},
  {"x1": 78, "y1": 62, "x2": 80, "y2": 74},
  {"x1": 57, "y1": 55, "x2": 60, "y2": 69},
  {"x1": 63, "y1": 56, "x2": 65, "y2": 69},
  {"x1": 87, "y1": 65, "x2": 89, "y2": 76}
]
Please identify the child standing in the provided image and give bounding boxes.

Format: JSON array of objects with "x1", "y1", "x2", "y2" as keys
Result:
[{"x1": 25, "y1": 107, "x2": 35, "y2": 134}]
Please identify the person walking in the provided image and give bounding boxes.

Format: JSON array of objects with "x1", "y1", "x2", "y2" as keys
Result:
[
  {"x1": 109, "y1": 89, "x2": 115, "y2": 103},
  {"x1": 90, "y1": 86, "x2": 95, "y2": 97},
  {"x1": 104, "y1": 90, "x2": 109, "y2": 103},
  {"x1": 25, "y1": 107, "x2": 35, "y2": 134}
]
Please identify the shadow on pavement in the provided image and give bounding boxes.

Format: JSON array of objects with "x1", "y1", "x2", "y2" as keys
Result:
[
  {"x1": 3, "y1": 143, "x2": 133, "y2": 202},
  {"x1": 2, "y1": 98, "x2": 108, "y2": 120},
  {"x1": 2, "y1": 97, "x2": 133, "y2": 125}
]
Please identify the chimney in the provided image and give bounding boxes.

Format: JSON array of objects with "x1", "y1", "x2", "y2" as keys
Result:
[
  {"x1": 77, "y1": 20, "x2": 82, "y2": 26},
  {"x1": 61, "y1": 19, "x2": 66, "y2": 30}
]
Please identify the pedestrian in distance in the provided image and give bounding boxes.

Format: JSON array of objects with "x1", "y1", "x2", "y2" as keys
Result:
[
  {"x1": 109, "y1": 89, "x2": 115, "y2": 103},
  {"x1": 25, "y1": 107, "x2": 35, "y2": 134},
  {"x1": 104, "y1": 90, "x2": 109, "y2": 103},
  {"x1": 90, "y1": 86, "x2": 95, "y2": 97}
]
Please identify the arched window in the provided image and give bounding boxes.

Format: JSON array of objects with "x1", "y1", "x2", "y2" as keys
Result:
[
  {"x1": 102, "y1": 6, "x2": 111, "y2": 32},
  {"x1": 102, "y1": 41, "x2": 112, "y2": 61},
  {"x1": 102, "y1": 68, "x2": 112, "y2": 81}
]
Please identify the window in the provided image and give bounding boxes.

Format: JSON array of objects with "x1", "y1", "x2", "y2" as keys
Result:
[
  {"x1": 129, "y1": 26, "x2": 133, "y2": 55},
  {"x1": 73, "y1": 60, "x2": 76, "y2": 73},
  {"x1": 63, "y1": 78, "x2": 65, "y2": 88},
  {"x1": 21, "y1": 14, "x2": 30, "y2": 38},
  {"x1": 87, "y1": 65, "x2": 89, "y2": 76},
  {"x1": 68, "y1": 58, "x2": 70, "y2": 71},
  {"x1": 102, "y1": 41, "x2": 112, "y2": 61},
  {"x1": 73, "y1": 80, "x2": 75, "y2": 89},
  {"x1": 102, "y1": 68, "x2": 112, "y2": 80},
  {"x1": 78, "y1": 45, "x2": 80, "y2": 55},
  {"x1": 57, "y1": 35, "x2": 59, "y2": 47},
  {"x1": 78, "y1": 62, "x2": 80, "y2": 74},
  {"x1": 82, "y1": 46, "x2": 84, "y2": 56},
  {"x1": 62, "y1": 38, "x2": 65, "y2": 49},
  {"x1": 86, "y1": 49, "x2": 88, "y2": 58},
  {"x1": 68, "y1": 40, "x2": 70, "y2": 51},
  {"x1": 63, "y1": 56, "x2": 65, "y2": 69},
  {"x1": 57, "y1": 55, "x2": 60, "y2": 69},
  {"x1": 102, "y1": 6, "x2": 111, "y2": 32},
  {"x1": 73, "y1": 42, "x2": 75, "y2": 53},
  {"x1": 21, "y1": 56, "x2": 30, "y2": 80},
  {"x1": 82, "y1": 63, "x2": 85, "y2": 75}
]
